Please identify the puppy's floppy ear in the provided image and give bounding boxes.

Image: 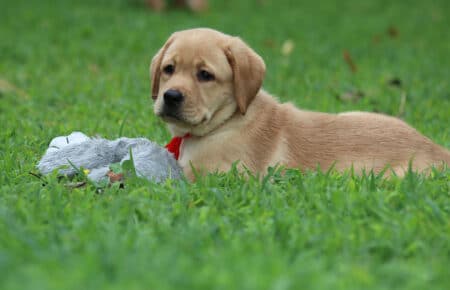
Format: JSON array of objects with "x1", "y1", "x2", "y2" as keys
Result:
[
  {"x1": 225, "y1": 37, "x2": 266, "y2": 114},
  {"x1": 150, "y1": 34, "x2": 176, "y2": 100}
]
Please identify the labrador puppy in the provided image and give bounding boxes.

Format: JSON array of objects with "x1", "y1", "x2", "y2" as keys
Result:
[{"x1": 151, "y1": 28, "x2": 450, "y2": 180}]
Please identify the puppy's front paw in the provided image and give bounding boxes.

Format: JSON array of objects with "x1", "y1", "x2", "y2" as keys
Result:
[{"x1": 46, "y1": 131, "x2": 90, "y2": 153}]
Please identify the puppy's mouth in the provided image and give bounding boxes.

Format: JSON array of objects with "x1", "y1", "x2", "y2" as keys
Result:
[
  {"x1": 158, "y1": 110, "x2": 209, "y2": 127},
  {"x1": 159, "y1": 110, "x2": 183, "y2": 123}
]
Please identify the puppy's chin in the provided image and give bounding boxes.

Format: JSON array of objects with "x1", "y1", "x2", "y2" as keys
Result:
[
  {"x1": 158, "y1": 111, "x2": 208, "y2": 127},
  {"x1": 161, "y1": 112, "x2": 220, "y2": 138},
  {"x1": 156, "y1": 110, "x2": 208, "y2": 137},
  {"x1": 164, "y1": 117, "x2": 204, "y2": 137},
  {"x1": 156, "y1": 97, "x2": 238, "y2": 137},
  {"x1": 171, "y1": 106, "x2": 238, "y2": 137}
]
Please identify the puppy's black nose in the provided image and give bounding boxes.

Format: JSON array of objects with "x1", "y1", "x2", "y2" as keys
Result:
[{"x1": 164, "y1": 89, "x2": 184, "y2": 107}]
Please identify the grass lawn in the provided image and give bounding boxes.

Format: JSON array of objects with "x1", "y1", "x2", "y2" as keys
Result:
[{"x1": 1, "y1": 0, "x2": 449, "y2": 289}]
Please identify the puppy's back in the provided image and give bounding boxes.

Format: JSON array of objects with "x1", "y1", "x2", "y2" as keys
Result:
[{"x1": 278, "y1": 105, "x2": 450, "y2": 174}]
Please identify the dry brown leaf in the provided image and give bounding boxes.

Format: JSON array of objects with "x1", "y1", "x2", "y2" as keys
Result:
[
  {"x1": 372, "y1": 34, "x2": 381, "y2": 45},
  {"x1": 107, "y1": 171, "x2": 124, "y2": 183},
  {"x1": 387, "y1": 26, "x2": 399, "y2": 38},
  {"x1": 263, "y1": 38, "x2": 275, "y2": 48},
  {"x1": 343, "y1": 50, "x2": 357, "y2": 73}
]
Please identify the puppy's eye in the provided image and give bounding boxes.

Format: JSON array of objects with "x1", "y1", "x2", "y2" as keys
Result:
[
  {"x1": 197, "y1": 70, "x2": 215, "y2": 82},
  {"x1": 163, "y1": 64, "x2": 175, "y2": 75}
]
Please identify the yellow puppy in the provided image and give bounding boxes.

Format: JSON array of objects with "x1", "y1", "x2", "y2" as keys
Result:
[{"x1": 151, "y1": 28, "x2": 450, "y2": 180}]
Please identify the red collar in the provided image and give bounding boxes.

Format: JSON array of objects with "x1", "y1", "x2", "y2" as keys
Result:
[{"x1": 165, "y1": 133, "x2": 191, "y2": 160}]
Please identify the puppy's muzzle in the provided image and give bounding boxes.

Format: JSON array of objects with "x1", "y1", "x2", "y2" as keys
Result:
[{"x1": 163, "y1": 89, "x2": 184, "y2": 118}]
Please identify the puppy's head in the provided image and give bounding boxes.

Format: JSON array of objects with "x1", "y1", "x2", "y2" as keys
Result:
[{"x1": 150, "y1": 28, "x2": 265, "y2": 136}]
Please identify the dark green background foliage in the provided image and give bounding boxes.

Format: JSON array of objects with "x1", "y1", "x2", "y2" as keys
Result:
[{"x1": 0, "y1": 1, "x2": 449, "y2": 289}]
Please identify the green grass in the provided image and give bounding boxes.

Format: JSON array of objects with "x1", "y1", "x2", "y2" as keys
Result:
[{"x1": 1, "y1": 0, "x2": 449, "y2": 289}]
